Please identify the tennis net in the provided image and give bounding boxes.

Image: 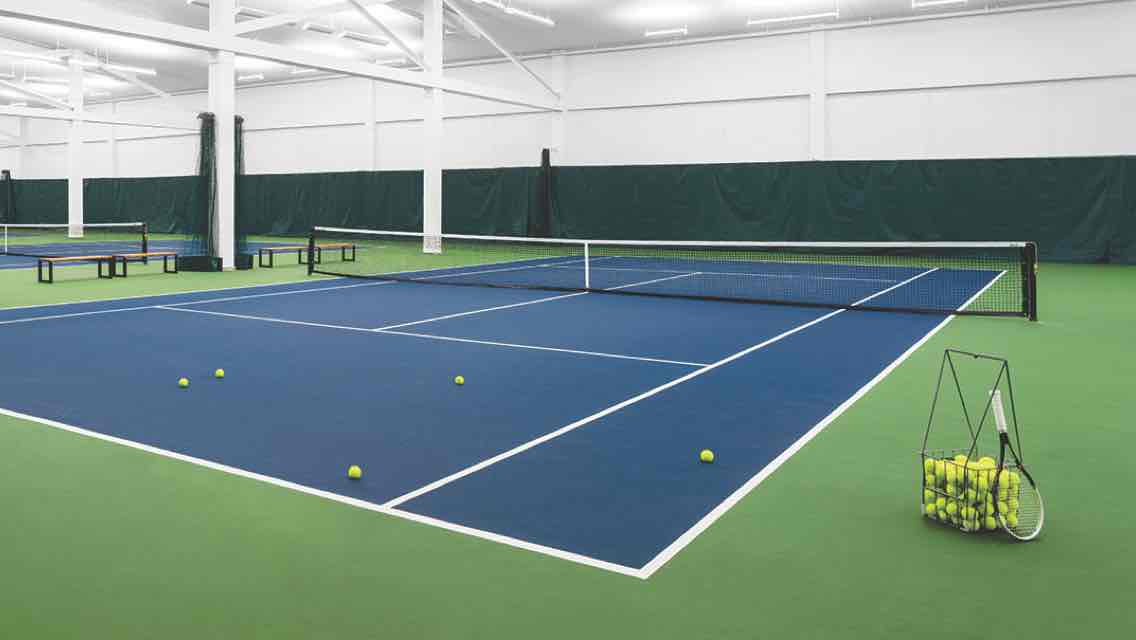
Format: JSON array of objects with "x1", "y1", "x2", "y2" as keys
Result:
[
  {"x1": 309, "y1": 227, "x2": 1038, "y2": 320},
  {"x1": 1, "y1": 223, "x2": 148, "y2": 258}
]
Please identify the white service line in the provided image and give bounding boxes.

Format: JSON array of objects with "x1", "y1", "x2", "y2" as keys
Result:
[
  {"x1": 376, "y1": 330, "x2": 709, "y2": 367},
  {"x1": 382, "y1": 268, "x2": 939, "y2": 512},
  {"x1": 158, "y1": 306, "x2": 378, "y2": 333},
  {"x1": 373, "y1": 292, "x2": 588, "y2": 331},
  {"x1": 548, "y1": 263, "x2": 898, "y2": 283},
  {"x1": 639, "y1": 268, "x2": 1000, "y2": 578},
  {"x1": 165, "y1": 280, "x2": 395, "y2": 307},
  {"x1": 604, "y1": 272, "x2": 700, "y2": 291}
]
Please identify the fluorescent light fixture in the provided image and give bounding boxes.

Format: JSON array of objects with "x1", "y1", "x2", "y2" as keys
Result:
[
  {"x1": 9, "y1": 102, "x2": 28, "y2": 107},
  {"x1": 644, "y1": 27, "x2": 688, "y2": 38},
  {"x1": 237, "y1": 73, "x2": 265, "y2": 82},
  {"x1": 471, "y1": 0, "x2": 507, "y2": 9},
  {"x1": 339, "y1": 31, "x2": 389, "y2": 46},
  {"x1": 185, "y1": 0, "x2": 208, "y2": 6},
  {"x1": 102, "y1": 62, "x2": 158, "y2": 76},
  {"x1": 912, "y1": 0, "x2": 968, "y2": 7},
  {"x1": 504, "y1": 6, "x2": 555, "y2": 27},
  {"x1": 747, "y1": 12, "x2": 840, "y2": 27},
  {"x1": 0, "y1": 49, "x2": 61, "y2": 64},
  {"x1": 86, "y1": 90, "x2": 111, "y2": 98},
  {"x1": 375, "y1": 56, "x2": 408, "y2": 66},
  {"x1": 290, "y1": 67, "x2": 320, "y2": 75},
  {"x1": 0, "y1": 72, "x2": 13, "y2": 80},
  {"x1": 21, "y1": 75, "x2": 68, "y2": 85}
]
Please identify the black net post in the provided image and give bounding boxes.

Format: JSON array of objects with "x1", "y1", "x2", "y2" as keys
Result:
[
  {"x1": 307, "y1": 230, "x2": 316, "y2": 276},
  {"x1": 1023, "y1": 242, "x2": 1038, "y2": 321},
  {"x1": 193, "y1": 113, "x2": 218, "y2": 258}
]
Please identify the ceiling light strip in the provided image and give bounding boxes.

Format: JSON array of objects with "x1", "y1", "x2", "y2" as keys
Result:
[{"x1": 747, "y1": 12, "x2": 841, "y2": 27}]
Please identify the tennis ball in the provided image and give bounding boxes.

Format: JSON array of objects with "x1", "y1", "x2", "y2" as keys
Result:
[
  {"x1": 953, "y1": 454, "x2": 969, "y2": 466},
  {"x1": 944, "y1": 482, "x2": 958, "y2": 497},
  {"x1": 946, "y1": 501, "x2": 958, "y2": 516},
  {"x1": 454, "y1": 375, "x2": 465, "y2": 386},
  {"x1": 945, "y1": 465, "x2": 957, "y2": 484},
  {"x1": 978, "y1": 457, "x2": 996, "y2": 469},
  {"x1": 998, "y1": 501, "x2": 1009, "y2": 515},
  {"x1": 1008, "y1": 497, "x2": 1020, "y2": 512},
  {"x1": 938, "y1": 511, "x2": 947, "y2": 521},
  {"x1": 924, "y1": 489, "x2": 936, "y2": 504},
  {"x1": 923, "y1": 458, "x2": 936, "y2": 474},
  {"x1": 936, "y1": 497, "x2": 947, "y2": 511},
  {"x1": 1006, "y1": 513, "x2": 1019, "y2": 528},
  {"x1": 984, "y1": 516, "x2": 998, "y2": 530},
  {"x1": 925, "y1": 504, "x2": 937, "y2": 518},
  {"x1": 214, "y1": 368, "x2": 225, "y2": 379},
  {"x1": 965, "y1": 488, "x2": 978, "y2": 503},
  {"x1": 925, "y1": 473, "x2": 936, "y2": 487},
  {"x1": 347, "y1": 465, "x2": 362, "y2": 480},
  {"x1": 977, "y1": 476, "x2": 990, "y2": 492},
  {"x1": 934, "y1": 460, "x2": 947, "y2": 481},
  {"x1": 1008, "y1": 471, "x2": 1021, "y2": 489},
  {"x1": 178, "y1": 377, "x2": 189, "y2": 388},
  {"x1": 699, "y1": 449, "x2": 715, "y2": 463}
]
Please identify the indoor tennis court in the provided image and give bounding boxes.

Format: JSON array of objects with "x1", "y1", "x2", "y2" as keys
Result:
[{"x1": 1, "y1": 1, "x2": 1133, "y2": 639}]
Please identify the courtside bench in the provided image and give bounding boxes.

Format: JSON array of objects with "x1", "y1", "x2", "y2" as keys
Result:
[
  {"x1": 37, "y1": 255, "x2": 115, "y2": 284},
  {"x1": 258, "y1": 243, "x2": 356, "y2": 267},
  {"x1": 114, "y1": 251, "x2": 179, "y2": 277},
  {"x1": 258, "y1": 245, "x2": 306, "y2": 267}
]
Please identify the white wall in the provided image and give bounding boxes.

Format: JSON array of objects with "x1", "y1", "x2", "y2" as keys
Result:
[{"x1": 3, "y1": 0, "x2": 1134, "y2": 178}]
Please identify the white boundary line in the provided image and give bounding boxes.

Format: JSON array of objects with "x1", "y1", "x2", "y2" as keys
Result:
[
  {"x1": 0, "y1": 280, "x2": 395, "y2": 326},
  {"x1": 157, "y1": 306, "x2": 380, "y2": 333},
  {"x1": 0, "y1": 265, "x2": 1002, "y2": 580},
  {"x1": 0, "y1": 405, "x2": 644, "y2": 579},
  {"x1": 550, "y1": 263, "x2": 899, "y2": 284},
  {"x1": 0, "y1": 275, "x2": 340, "y2": 313},
  {"x1": 373, "y1": 292, "x2": 587, "y2": 331},
  {"x1": 637, "y1": 269, "x2": 1006, "y2": 578},
  {"x1": 381, "y1": 269, "x2": 938, "y2": 511},
  {"x1": 604, "y1": 272, "x2": 700, "y2": 290},
  {"x1": 376, "y1": 330, "x2": 709, "y2": 367}
]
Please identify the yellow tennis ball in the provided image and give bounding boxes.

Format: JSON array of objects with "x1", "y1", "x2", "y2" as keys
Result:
[
  {"x1": 178, "y1": 377, "x2": 189, "y2": 388},
  {"x1": 214, "y1": 368, "x2": 225, "y2": 379},
  {"x1": 1008, "y1": 471, "x2": 1021, "y2": 489},
  {"x1": 1006, "y1": 513, "x2": 1019, "y2": 528},
  {"x1": 923, "y1": 458, "x2": 935, "y2": 474},
  {"x1": 454, "y1": 375, "x2": 465, "y2": 386},
  {"x1": 953, "y1": 454, "x2": 969, "y2": 466},
  {"x1": 699, "y1": 449, "x2": 715, "y2": 463},
  {"x1": 347, "y1": 465, "x2": 362, "y2": 480},
  {"x1": 924, "y1": 504, "x2": 937, "y2": 518},
  {"x1": 924, "y1": 473, "x2": 936, "y2": 487},
  {"x1": 934, "y1": 460, "x2": 946, "y2": 480},
  {"x1": 946, "y1": 501, "x2": 958, "y2": 516},
  {"x1": 923, "y1": 489, "x2": 936, "y2": 504},
  {"x1": 984, "y1": 516, "x2": 998, "y2": 530},
  {"x1": 945, "y1": 465, "x2": 957, "y2": 484},
  {"x1": 1008, "y1": 497, "x2": 1020, "y2": 512},
  {"x1": 998, "y1": 501, "x2": 1009, "y2": 515},
  {"x1": 935, "y1": 497, "x2": 947, "y2": 511}
]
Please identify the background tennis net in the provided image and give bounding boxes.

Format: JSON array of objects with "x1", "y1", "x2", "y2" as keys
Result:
[
  {"x1": 309, "y1": 227, "x2": 1038, "y2": 320},
  {"x1": 1, "y1": 223, "x2": 148, "y2": 258}
]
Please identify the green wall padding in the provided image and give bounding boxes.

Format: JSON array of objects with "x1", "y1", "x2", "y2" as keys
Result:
[
  {"x1": 9, "y1": 156, "x2": 1136, "y2": 263},
  {"x1": 551, "y1": 157, "x2": 1136, "y2": 264}
]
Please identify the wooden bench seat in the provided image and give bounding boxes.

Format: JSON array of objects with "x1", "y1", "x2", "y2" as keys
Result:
[
  {"x1": 37, "y1": 255, "x2": 115, "y2": 284},
  {"x1": 113, "y1": 251, "x2": 179, "y2": 277}
]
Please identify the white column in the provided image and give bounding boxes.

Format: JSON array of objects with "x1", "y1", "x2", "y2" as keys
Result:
[
  {"x1": 210, "y1": 0, "x2": 236, "y2": 268},
  {"x1": 15, "y1": 117, "x2": 26, "y2": 177},
  {"x1": 422, "y1": 0, "x2": 443, "y2": 252},
  {"x1": 67, "y1": 59, "x2": 85, "y2": 236},
  {"x1": 808, "y1": 30, "x2": 827, "y2": 161},
  {"x1": 365, "y1": 79, "x2": 378, "y2": 171},
  {"x1": 555, "y1": 54, "x2": 569, "y2": 164},
  {"x1": 108, "y1": 102, "x2": 119, "y2": 178}
]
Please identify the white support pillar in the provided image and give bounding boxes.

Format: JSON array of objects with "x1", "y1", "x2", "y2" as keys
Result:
[
  {"x1": 422, "y1": 0, "x2": 443, "y2": 252},
  {"x1": 808, "y1": 30, "x2": 827, "y2": 161},
  {"x1": 210, "y1": 0, "x2": 236, "y2": 268},
  {"x1": 555, "y1": 54, "x2": 569, "y2": 164},
  {"x1": 15, "y1": 117, "x2": 26, "y2": 177},
  {"x1": 108, "y1": 102, "x2": 119, "y2": 178},
  {"x1": 365, "y1": 79, "x2": 378, "y2": 171},
  {"x1": 67, "y1": 60, "x2": 85, "y2": 237}
]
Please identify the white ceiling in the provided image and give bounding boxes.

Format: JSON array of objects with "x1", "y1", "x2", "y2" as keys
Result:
[{"x1": 0, "y1": 0, "x2": 1079, "y2": 102}]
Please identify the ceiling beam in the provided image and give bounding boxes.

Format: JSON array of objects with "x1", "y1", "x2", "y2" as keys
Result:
[
  {"x1": 441, "y1": 0, "x2": 560, "y2": 100},
  {"x1": 346, "y1": 0, "x2": 424, "y2": 69},
  {"x1": 0, "y1": 79, "x2": 72, "y2": 110},
  {"x1": 231, "y1": 0, "x2": 390, "y2": 36},
  {"x1": 0, "y1": 104, "x2": 198, "y2": 130},
  {"x1": 0, "y1": 0, "x2": 559, "y2": 111}
]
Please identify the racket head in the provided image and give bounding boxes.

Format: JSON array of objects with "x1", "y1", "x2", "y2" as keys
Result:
[{"x1": 993, "y1": 466, "x2": 1044, "y2": 541}]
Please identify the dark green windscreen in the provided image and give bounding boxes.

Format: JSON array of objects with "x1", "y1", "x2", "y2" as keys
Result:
[{"x1": 8, "y1": 156, "x2": 1135, "y2": 263}]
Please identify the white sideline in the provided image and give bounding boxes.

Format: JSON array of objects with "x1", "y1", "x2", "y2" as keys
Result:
[
  {"x1": 637, "y1": 269, "x2": 1006, "y2": 578},
  {"x1": 0, "y1": 405, "x2": 645, "y2": 579},
  {"x1": 381, "y1": 269, "x2": 938, "y2": 511}
]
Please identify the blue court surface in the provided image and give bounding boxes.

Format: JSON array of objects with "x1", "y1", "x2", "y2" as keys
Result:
[{"x1": 0, "y1": 264, "x2": 999, "y2": 578}]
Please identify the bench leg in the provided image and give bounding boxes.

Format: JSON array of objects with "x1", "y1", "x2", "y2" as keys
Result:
[
  {"x1": 38, "y1": 260, "x2": 51, "y2": 284},
  {"x1": 164, "y1": 255, "x2": 178, "y2": 274}
]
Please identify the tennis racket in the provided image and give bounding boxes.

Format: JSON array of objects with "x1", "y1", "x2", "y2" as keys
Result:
[{"x1": 991, "y1": 390, "x2": 1044, "y2": 541}]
